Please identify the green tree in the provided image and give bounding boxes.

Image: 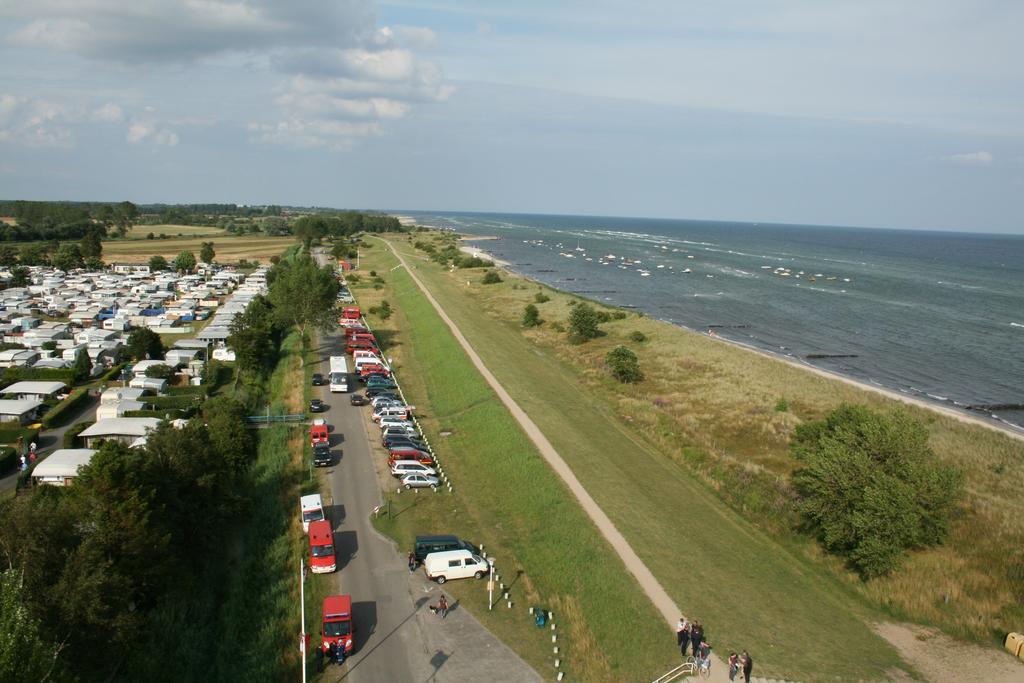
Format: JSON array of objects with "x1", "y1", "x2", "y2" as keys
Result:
[
  {"x1": 201, "y1": 397, "x2": 255, "y2": 475},
  {"x1": 228, "y1": 296, "x2": 278, "y2": 384},
  {"x1": 18, "y1": 243, "x2": 49, "y2": 266},
  {"x1": 10, "y1": 266, "x2": 30, "y2": 287},
  {"x1": 605, "y1": 345, "x2": 644, "y2": 383},
  {"x1": 522, "y1": 303, "x2": 542, "y2": 327},
  {"x1": 0, "y1": 569, "x2": 59, "y2": 683},
  {"x1": 126, "y1": 328, "x2": 164, "y2": 361},
  {"x1": 83, "y1": 256, "x2": 104, "y2": 271},
  {"x1": 534, "y1": 292, "x2": 550, "y2": 304},
  {"x1": 0, "y1": 244, "x2": 18, "y2": 266},
  {"x1": 174, "y1": 250, "x2": 196, "y2": 273},
  {"x1": 200, "y1": 241, "x2": 215, "y2": 263},
  {"x1": 79, "y1": 228, "x2": 103, "y2": 259},
  {"x1": 113, "y1": 201, "x2": 139, "y2": 238},
  {"x1": 481, "y1": 270, "x2": 502, "y2": 284},
  {"x1": 267, "y1": 254, "x2": 339, "y2": 356},
  {"x1": 144, "y1": 364, "x2": 174, "y2": 379},
  {"x1": 73, "y1": 347, "x2": 92, "y2": 383},
  {"x1": 149, "y1": 255, "x2": 169, "y2": 272},
  {"x1": 568, "y1": 302, "x2": 602, "y2": 342},
  {"x1": 52, "y1": 243, "x2": 84, "y2": 272},
  {"x1": 791, "y1": 405, "x2": 963, "y2": 578}
]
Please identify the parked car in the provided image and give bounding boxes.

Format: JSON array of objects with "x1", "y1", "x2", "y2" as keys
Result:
[
  {"x1": 423, "y1": 549, "x2": 489, "y2": 584},
  {"x1": 390, "y1": 460, "x2": 437, "y2": 477},
  {"x1": 379, "y1": 417, "x2": 416, "y2": 431},
  {"x1": 313, "y1": 443, "x2": 332, "y2": 467},
  {"x1": 388, "y1": 449, "x2": 433, "y2": 466},
  {"x1": 365, "y1": 386, "x2": 396, "y2": 398},
  {"x1": 310, "y1": 423, "x2": 329, "y2": 447},
  {"x1": 370, "y1": 394, "x2": 402, "y2": 407},
  {"x1": 311, "y1": 373, "x2": 325, "y2": 386},
  {"x1": 401, "y1": 473, "x2": 439, "y2": 490},
  {"x1": 321, "y1": 595, "x2": 354, "y2": 656},
  {"x1": 414, "y1": 535, "x2": 480, "y2": 563},
  {"x1": 310, "y1": 399, "x2": 326, "y2": 413},
  {"x1": 349, "y1": 394, "x2": 369, "y2": 406},
  {"x1": 383, "y1": 438, "x2": 427, "y2": 452}
]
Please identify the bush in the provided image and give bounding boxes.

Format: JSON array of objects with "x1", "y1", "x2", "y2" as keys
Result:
[
  {"x1": 630, "y1": 331, "x2": 647, "y2": 342},
  {"x1": 534, "y1": 292, "x2": 550, "y2": 304},
  {"x1": 63, "y1": 421, "x2": 92, "y2": 449},
  {"x1": 1, "y1": 367, "x2": 76, "y2": 388},
  {"x1": 0, "y1": 446, "x2": 17, "y2": 475},
  {"x1": 0, "y1": 425, "x2": 40, "y2": 449},
  {"x1": 41, "y1": 387, "x2": 91, "y2": 429},
  {"x1": 124, "y1": 409, "x2": 188, "y2": 420},
  {"x1": 568, "y1": 302, "x2": 602, "y2": 342},
  {"x1": 454, "y1": 255, "x2": 493, "y2": 269},
  {"x1": 775, "y1": 398, "x2": 789, "y2": 412},
  {"x1": 144, "y1": 364, "x2": 175, "y2": 379},
  {"x1": 612, "y1": 311, "x2": 628, "y2": 320},
  {"x1": 791, "y1": 405, "x2": 963, "y2": 578},
  {"x1": 145, "y1": 395, "x2": 200, "y2": 410},
  {"x1": 481, "y1": 270, "x2": 502, "y2": 285},
  {"x1": 522, "y1": 304, "x2": 542, "y2": 328},
  {"x1": 605, "y1": 346, "x2": 644, "y2": 383}
]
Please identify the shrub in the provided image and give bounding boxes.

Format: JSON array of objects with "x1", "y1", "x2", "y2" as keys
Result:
[
  {"x1": 0, "y1": 446, "x2": 17, "y2": 475},
  {"x1": 605, "y1": 346, "x2": 644, "y2": 383},
  {"x1": 568, "y1": 302, "x2": 602, "y2": 342},
  {"x1": 0, "y1": 425, "x2": 40, "y2": 450},
  {"x1": 612, "y1": 311, "x2": 628, "y2": 320},
  {"x1": 145, "y1": 364, "x2": 175, "y2": 379},
  {"x1": 630, "y1": 331, "x2": 647, "y2": 343},
  {"x1": 42, "y1": 388, "x2": 91, "y2": 429},
  {"x1": 775, "y1": 398, "x2": 789, "y2": 412},
  {"x1": 791, "y1": 405, "x2": 963, "y2": 578},
  {"x1": 481, "y1": 270, "x2": 502, "y2": 285},
  {"x1": 534, "y1": 292, "x2": 551, "y2": 304},
  {"x1": 522, "y1": 304, "x2": 542, "y2": 328},
  {"x1": 64, "y1": 421, "x2": 92, "y2": 448}
]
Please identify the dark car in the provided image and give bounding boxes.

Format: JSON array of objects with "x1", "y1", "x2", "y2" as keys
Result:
[
  {"x1": 366, "y1": 386, "x2": 397, "y2": 398},
  {"x1": 349, "y1": 394, "x2": 369, "y2": 406},
  {"x1": 382, "y1": 435, "x2": 426, "y2": 450},
  {"x1": 310, "y1": 399, "x2": 326, "y2": 413},
  {"x1": 311, "y1": 373, "x2": 325, "y2": 386},
  {"x1": 313, "y1": 443, "x2": 332, "y2": 467}
]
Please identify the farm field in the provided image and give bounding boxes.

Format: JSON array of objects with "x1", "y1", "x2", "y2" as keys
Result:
[
  {"x1": 125, "y1": 223, "x2": 227, "y2": 238},
  {"x1": 103, "y1": 234, "x2": 295, "y2": 263},
  {"x1": 369, "y1": 232, "x2": 1024, "y2": 680}
]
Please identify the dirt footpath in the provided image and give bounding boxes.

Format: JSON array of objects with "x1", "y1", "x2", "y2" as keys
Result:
[{"x1": 875, "y1": 622, "x2": 1023, "y2": 683}]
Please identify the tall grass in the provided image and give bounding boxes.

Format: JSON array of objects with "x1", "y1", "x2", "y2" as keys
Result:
[
  {"x1": 389, "y1": 234, "x2": 1024, "y2": 654},
  {"x1": 360, "y1": 250, "x2": 672, "y2": 681},
  {"x1": 122, "y1": 331, "x2": 308, "y2": 681}
]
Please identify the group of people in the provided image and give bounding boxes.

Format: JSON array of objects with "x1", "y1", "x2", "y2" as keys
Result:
[
  {"x1": 675, "y1": 617, "x2": 754, "y2": 681},
  {"x1": 314, "y1": 640, "x2": 345, "y2": 672},
  {"x1": 17, "y1": 440, "x2": 37, "y2": 471},
  {"x1": 428, "y1": 594, "x2": 449, "y2": 618}
]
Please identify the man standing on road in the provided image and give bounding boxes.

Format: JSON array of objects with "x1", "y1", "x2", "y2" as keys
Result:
[{"x1": 408, "y1": 551, "x2": 416, "y2": 572}]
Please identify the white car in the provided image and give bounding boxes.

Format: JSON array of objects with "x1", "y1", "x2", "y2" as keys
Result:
[
  {"x1": 312, "y1": 418, "x2": 328, "y2": 427},
  {"x1": 401, "y1": 473, "x2": 440, "y2": 490},
  {"x1": 390, "y1": 460, "x2": 437, "y2": 478},
  {"x1": 379, "y1": 417, "x2": 416, "y2": 431}
]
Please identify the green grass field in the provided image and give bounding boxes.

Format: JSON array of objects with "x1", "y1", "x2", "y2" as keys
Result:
[
  {"x1": 362, "y1": 236, "x2": 929, "y2": 681},
  {"x1": 125, "y1": 223, "x2": 228, "y2": 238},
  {"x1": 350, "y1": 249, "x2": 673, "y2": 682}
]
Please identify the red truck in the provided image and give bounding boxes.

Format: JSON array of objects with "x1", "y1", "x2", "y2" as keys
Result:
[
  {"x1": 308, "y1": 520, "x2": 337, "y2": 574},
  {"x1": 321, "y1": 595, "x2": 354, "y2": 656},
  {"x1": 341, "y1": 306, "x2": 361, "y2": 320}
]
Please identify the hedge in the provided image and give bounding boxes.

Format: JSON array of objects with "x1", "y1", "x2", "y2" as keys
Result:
[
  {"x1": 98, "y1": 361, "x2": 129, "y2": 382},
  {"x1": 168, "y1": 385, "x2": 205, "y2": 396},
  {"x1": 0, "y1": 446, "x2": 17, "y2": 475},
  {"x1": 0, "y1": 367, "x2": 76, "y2": 389},
  {"x1": 63, "y1": 421, "x2": 93, "y2": 449},
  {"x1": 0, "y1": 425, "x2": 40, "y2": 448},
  {"x1": 41, "y1": 387, "x2": 92, "y2": 429},
  {"x1": 144, "y1": 395, "x2": 199, "y2": 410},
  {"x1": 124, "y1": 409, "x2": 188, "y2": 420}
]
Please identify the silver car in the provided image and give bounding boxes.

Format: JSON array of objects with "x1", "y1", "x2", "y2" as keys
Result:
[{"x1": 401, "y1": 473, "x2": 440, "y2": 490}]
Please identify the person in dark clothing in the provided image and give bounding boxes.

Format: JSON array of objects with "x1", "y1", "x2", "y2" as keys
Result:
[
  {"x1": 742, "y1": 651, "x2": 753, "y2": 683},
  {"x1": 327, "y1": 641, "x2": 338, "y2": 666},
  {"x1": 315, "y1": 644, "x2": 324, "y2": 673},
  {"x1": 408, "y1": 551, "x2": 416, "y2": 572},
  {"x1": 689, "y1": 623, "x2": 704, "y2": 659},
  {"x1": 679, "y1": 625, "x2": 691, "y2": 657}
]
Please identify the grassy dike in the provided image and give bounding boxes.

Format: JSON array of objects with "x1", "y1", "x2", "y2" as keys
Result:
[
  {"x1": 123, "y1": 330, "x2": 309, "y2": 681},
  {"x1": 363, "y1": 237, "x2": 912, "y2": 682},
  {"x1": 350, "y1": 247, "x2": 671, "y2": 681}
]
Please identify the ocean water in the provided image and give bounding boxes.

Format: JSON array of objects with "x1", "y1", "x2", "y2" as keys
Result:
[{"x1": 401, "y1": 211, "x2": 1024, "y2": 432}]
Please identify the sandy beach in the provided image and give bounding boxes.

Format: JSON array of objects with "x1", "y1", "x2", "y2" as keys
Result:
[{"x1": 464, "y1": 241, "x2": 1024, "y2": 443}]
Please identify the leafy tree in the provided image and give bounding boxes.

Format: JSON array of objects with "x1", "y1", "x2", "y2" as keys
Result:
[
  {"x1": 148, "y1": 255, "x2": 169, "y2": 272},
  {"x1": 83, "y1": 256, "x2": 104, "y2": 271},
  {"x1": 791, "y1": 405, "x2": 963, "y2": 578},
  {"x1": 10, "y1": 266, "x2": 30, "y2": 287},
  {"x1": 113, "y1": 201, "x2": 139, "y2": 238},
  {"x1": 200, "y1": 241, "x2": 215, "y2": 263},
  {"x1": 522, "y1": 304, "x2": 542, "y2": 327},
  {"x1": 0, "y1": 244, "x2": 17, "y2": 266},
  {"x1": 568, "y1": 302, "x2": 602, "y2": 342},
  {"x1": 481, "y1": 270, "x2": 502, "y2": 284},
  {"x1": 126, "y1": 328, "x2": 164, "y2": 361},
  {"x1": 73, "y1": 347, "x2": 92, "y2": 382},
  {"x1": 174, "y1": 250, "x2": 196, "y2": 273},
  {"x1": 79, "y1": 228, "x2": 103, "y2": 259},
  {"x1": 201, "y1": 397, "x2": 255, "y2": 475},
  {"x1": 267, "y1": 254, "x2": 339, "y2": 355},
  {"x1": 605, "y1": 345, "x2": 644, "y2": 383},
  {"x1": 228, "y1": 295, "x2": 278, "y2": 384},
  {"x1": 144, "y1": 364, "x2": 174, "y2": 379},
  {"x1": 52, "y1": 243, "x2": 84, "y2": 272},
  {"x1": 0, "y1": 569, "x2": 59, "y2": 683},
  {"x1": 630, "y1": 331, "x2": 647, "y2": 342},
  {"x1": 18, "y1": 243, "x2": 49, "y2": 266}
]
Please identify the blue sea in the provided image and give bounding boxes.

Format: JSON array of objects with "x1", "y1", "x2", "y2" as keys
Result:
[{"x1": 400, "y1": 211, "x2": 1024, "y2": 432}]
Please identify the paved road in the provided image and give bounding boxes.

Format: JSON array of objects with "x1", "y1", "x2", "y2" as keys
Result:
[
  {"x1": 311, "y1": 250, "x2": 540, "y2": 683},
  {"x1": 375, "y1": 237, "x2": 732, "y2": 682}
]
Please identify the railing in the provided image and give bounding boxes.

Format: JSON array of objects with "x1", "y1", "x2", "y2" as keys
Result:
[{"x1": 652, "y1": 662, "x2": 692, "y2": 683}]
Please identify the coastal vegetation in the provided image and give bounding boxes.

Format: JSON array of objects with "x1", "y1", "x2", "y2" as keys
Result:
[{"x1": 380, "y1": 231, "x2": 1024, "y2": 676}]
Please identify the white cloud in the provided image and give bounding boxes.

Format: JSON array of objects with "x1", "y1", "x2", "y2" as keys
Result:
[
  {"x1": 0, "y1": 95, "x2": 75, "y2": 147},
  {"x1": 947, "y1": 151, "x2": 994, "y2": 165},
  {"x1": 390, "y1": 25, "x2": 439, "y2": 50},
  {"x1": 91, "y1": 102, "x2": 124, "y2": 123},
  {"x1": 126, "y1": 120, "x2": 179, "y2": 146}
]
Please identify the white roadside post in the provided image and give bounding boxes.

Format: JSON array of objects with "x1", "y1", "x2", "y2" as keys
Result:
[
  {"x1": 300, "y1": 558, "x2": 307, "y2": 683},
  {"x1": 487, "y1": 557, "x2": 496, "y2": 610}
]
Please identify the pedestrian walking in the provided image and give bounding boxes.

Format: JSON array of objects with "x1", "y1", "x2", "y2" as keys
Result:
[
  {"x1": 28, "y1": 450, "x2": 37, "y2": 464},
  {"x1": 728, "y1": 652, "x2": 739, "y2": 681},
  {"x1": 29, "y1": 441, "x2": 36, "y2": 454},
  {"x1": 19, "y1": 454, "x2": 27, "y2": 471},
  {"x1": 438, "y1": 594, "x2": 448, "y2": 619},
  {"x1": 689, "y1": 622, "x2": 704, "y2": 659},
  {"x1": 742, "y1": 650, "x2": 753, "y2": 683},
  {"x1": 408, "y1": 551, "x2": 416, "y2": 572}
]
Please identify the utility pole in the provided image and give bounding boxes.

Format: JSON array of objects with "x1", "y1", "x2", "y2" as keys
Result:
[{"x1": 300, "y1": 558, "x2": 307, "y2": 683}]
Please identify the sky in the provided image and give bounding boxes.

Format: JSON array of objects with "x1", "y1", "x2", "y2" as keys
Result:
[{"x1": 1, "y1": 1, "x2": 1022, "y2": 233}]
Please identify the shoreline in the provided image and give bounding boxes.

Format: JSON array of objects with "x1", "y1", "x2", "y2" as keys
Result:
[{"x1": 459, "y1": 241, "x2": 1024, "y2": 443}]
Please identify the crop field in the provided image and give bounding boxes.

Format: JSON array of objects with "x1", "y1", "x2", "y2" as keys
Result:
[
  {"x1": 125, "y1": 223, "x2": 227, "y2": 238},
  {"x1": 372, "y1": 233, "x2": 1024, "y2": 679},
  {"x1": 351, "y1": 248, "x2": 672, "y2": 682},
  {"x1": 102, "y1": 234, "x2": 295, "y2": 262}
]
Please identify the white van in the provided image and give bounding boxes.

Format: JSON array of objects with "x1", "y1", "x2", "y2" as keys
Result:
[
  {"x1": 300, "y1": 493, "x2": 325, "y2": 533},
  {"x1": 423, "y1": 549, "x2": 490, "y2": 584},
  {"x1": 373, "y1": 405, "x2": 410, "y2": 422},
  {"x1": 379, "y1": 417, "x2": 416, "y2": 431}
]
